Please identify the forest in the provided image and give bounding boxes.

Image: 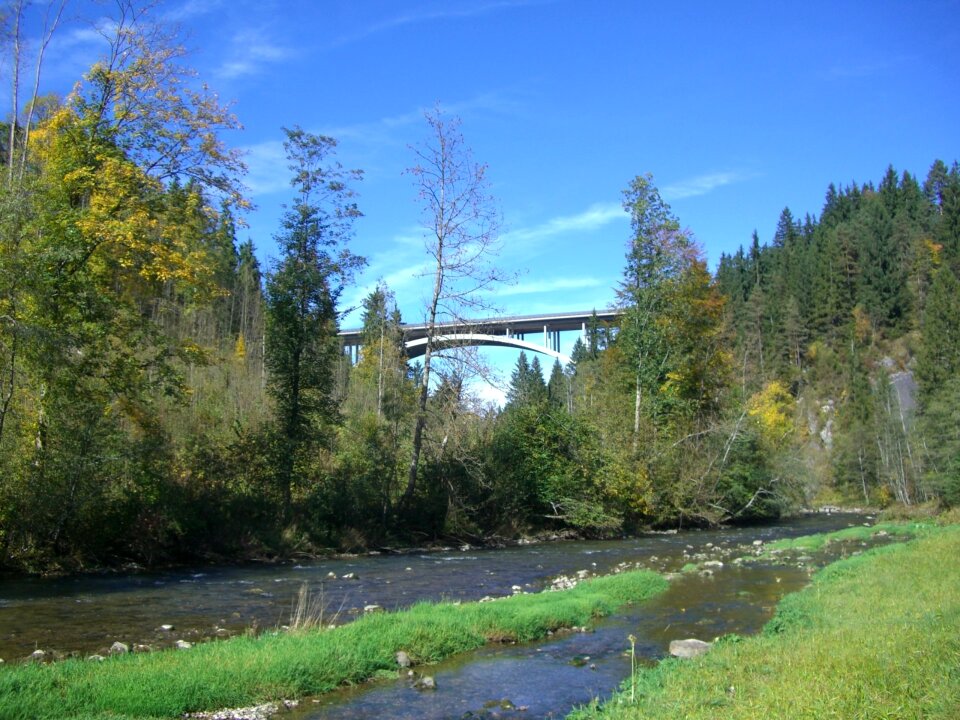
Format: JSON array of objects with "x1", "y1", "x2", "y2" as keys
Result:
[{"x1": 1, "y1": 4, "x2": 959, "y2": 573}]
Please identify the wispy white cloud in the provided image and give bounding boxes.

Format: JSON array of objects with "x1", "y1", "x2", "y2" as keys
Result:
[
  {"x1": 828, "y1": 57, "x2": 905, "y2": 79},
  {"x1": 162, "y1": 0, "x2": 224, "y2": 23},
  {"x1": 340, "y1": 230, "x2": 433, "y2": 321},
  {"x1": 662, "y1": 171, "x2": 749, "y2": 200},
  {"x1": 216, "y1": 29, "x2": 295, "y2": 79},
  {"x1": 328, "y1": 0, "x2": 553, "y2": 49},
  {"x1": 378, "y1": 259, "x2": 434, "y2": 294},
  {"x1": 242, "y1": 139, "x2": 289, "y2": 196},
  {"x1": 243, "y1": 92, "x2": 522, "y2": 195},
  {"x1": 499, "y1": 277, "x2": 605, "y2": 296},
  {"x1": 35, "y1": 19, "x2": 118, "y2": 96},
  {"x1": 519, "y1": 296, "x2": 619, "y2": 316},
  {"x1": 502, "y1": 202, "x2": 624, "y2": 244},
  {"x1": 59, "y1": 25, "x2": 108, "y2": 48},
  {"x1": 325, "y1": 92, "x2": 522, "y2": 152}
]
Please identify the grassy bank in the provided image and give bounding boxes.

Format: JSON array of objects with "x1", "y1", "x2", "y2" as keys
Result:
[
  {"x1": 760, "y1": 518, "x2": 932, "y2": 554},
  {"x1": 571, "y1": 524, "x2": 960, "y2": 720},
  {"x1": 0, "y1": 570, "x2": 667, "y2": 720}
]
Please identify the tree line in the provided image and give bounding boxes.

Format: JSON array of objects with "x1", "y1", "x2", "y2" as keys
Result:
[{"x1": 2, "y1": 2, "x2": 958, "y2": 572}]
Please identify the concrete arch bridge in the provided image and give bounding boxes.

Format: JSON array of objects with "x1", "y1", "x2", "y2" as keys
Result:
[{"x1": 339, "y1": 309, "x2": 620, "y2": 367}]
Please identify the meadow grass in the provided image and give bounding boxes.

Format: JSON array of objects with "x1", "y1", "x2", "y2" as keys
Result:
[
  {"x1": 570, "y1": 524, "x2": 960, "y2": 720},
  {"x1": 0, "y1": 570, "x2": 667, "y2": 720},
  {"x1": 761, "y1": 518, "x2": 932, "y2": 553}
]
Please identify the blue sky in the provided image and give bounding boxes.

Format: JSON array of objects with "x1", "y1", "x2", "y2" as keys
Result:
[{"x1": 10, "y1": 0, "x2": 960, "y2": 401}]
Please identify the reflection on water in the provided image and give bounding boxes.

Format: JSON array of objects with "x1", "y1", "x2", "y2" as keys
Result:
[{"x1": 0, "y1": 513, "x2": 865, "y2": 685}]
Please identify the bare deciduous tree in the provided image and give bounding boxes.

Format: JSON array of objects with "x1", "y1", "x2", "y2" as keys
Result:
[{"x1": 402, "y1": 107, "x2": 504, "y2": 509}]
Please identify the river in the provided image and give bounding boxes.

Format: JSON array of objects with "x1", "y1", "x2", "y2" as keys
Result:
[{"x1": 1, "y1": 513, "x2": 872, "y2": 717}]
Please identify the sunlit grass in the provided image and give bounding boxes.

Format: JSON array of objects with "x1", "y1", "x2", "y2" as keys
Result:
[
  {"x1": 0, "y1": 570, "x2": 667, "y2": 720},
  {"x1": 570, "y1": 524, "x2": 960, "y2": 720},
  {"x1": 762, "y1": 519, "x2": 932, "y2": 553}
]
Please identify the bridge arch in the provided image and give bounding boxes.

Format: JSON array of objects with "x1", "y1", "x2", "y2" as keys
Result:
[{"x1": 404, "y1": 333, "x2": 573, "y2": 366}]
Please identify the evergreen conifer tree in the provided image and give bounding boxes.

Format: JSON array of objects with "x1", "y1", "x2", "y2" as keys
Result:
[
  {"x1": 916, "y1": 266, "x2": 960, "y2": 403},
  {"x1": 264, "y1": 127, "x2": 363, "y2": 521}
]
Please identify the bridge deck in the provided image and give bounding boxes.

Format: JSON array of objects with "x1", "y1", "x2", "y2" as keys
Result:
[{"x1": 338, "y1": 309, "x2": 620, "y2": 344}]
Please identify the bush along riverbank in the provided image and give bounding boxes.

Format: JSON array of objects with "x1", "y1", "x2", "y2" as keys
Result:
[
  {"x1": 0, "y1": 569, "x2": 668, "y2": 720},
  {"x1": 570, "y1": 522, "x2": 960, "y2": 720}
]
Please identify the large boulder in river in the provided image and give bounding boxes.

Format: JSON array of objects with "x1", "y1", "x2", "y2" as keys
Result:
[
  {"x1": 109, "y1": 641, "x2": 129, "y2": 655},
  {"x1": 669, "y1": 638, "x2": 712, "y2": 658},
  {"x1": 396, "y1": 651, "x2": 412, "y2": 668}
]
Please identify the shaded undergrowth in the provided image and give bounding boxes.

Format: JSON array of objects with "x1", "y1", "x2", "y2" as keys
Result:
[{"x1": 0, "y1": 570, "x2": 667, "y2": 720}]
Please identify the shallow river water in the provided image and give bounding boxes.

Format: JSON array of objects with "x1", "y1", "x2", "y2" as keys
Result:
[{"x1": 1, "y1": 513, "x2": 871, "y2": 717}]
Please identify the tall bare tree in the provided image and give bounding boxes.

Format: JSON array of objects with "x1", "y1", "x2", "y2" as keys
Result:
[
  {"x1": 4, "y1": 0, "x2": 68, "y2": 181},
  {"x1": 402, "y1": 107, "x2": 503, "y2": 509}
]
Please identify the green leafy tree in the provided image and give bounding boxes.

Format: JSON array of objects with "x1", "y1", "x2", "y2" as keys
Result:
[
  {"x1": 0, "y1": 2, "x2": 250, "y2": 567},
  {"x1": 617, "y1": 173, "x2": 693, "y2": 441}
]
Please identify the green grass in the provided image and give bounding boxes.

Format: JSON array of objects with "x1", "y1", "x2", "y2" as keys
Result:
[
  {"x1": 570, "y1": 524, "x2": 960, "y2": 720},
  {"x1": 0, "y1": 570, "x2": 667, "y2": 720},
  {"x1": 761, "y1": 519, "x2": 932, "y2": 553}
]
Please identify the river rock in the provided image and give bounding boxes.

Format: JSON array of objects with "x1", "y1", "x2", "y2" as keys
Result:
[
  {"x1": 363, "y1": 604, "x2": 383, "y2": 613},
  {"x1": 414, "y1": 675, "x2": 436, "y2": 690},
  {"x1": 109, "y1": 641, "x2": 129, "y2": 655},
  {"x1": 175, "y1": 639, "x2": 193, "y2": 650},
  {"x1": 342, "y1": 572, "x2": 357, "y2": 580},
  {"x1": 29, "y1": 649, "x2": 47, "y2": 662},
  {"x1": 703, "y1": 560, "x2": 724, "y2": 568},
  {"x1": 133, "y1": 644, "x2": 152, "y2": 653},
  {"x1": 87, "y1": 654, "x2": 106, "y2": 662},
  {"x1": 396, "y1": 650, "x2": 412, "y2": 668},
  {"x1": 159, "y1": 624, "x2": 174, "y2": 632},
  {"x1": 184, "y1": 702, "x2": 279, "y2": 719},
  {"x1": 669, "y1": 638, "x2": 712, "y2": 658}
]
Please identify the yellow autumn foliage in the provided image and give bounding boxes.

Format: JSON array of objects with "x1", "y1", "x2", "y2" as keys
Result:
[
  {"x1": 747, "y1": 381, "x2": 795, "y2": 448},
  {"x1": 31, "y1": 105, "x2": 219, "y2": 296}
]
